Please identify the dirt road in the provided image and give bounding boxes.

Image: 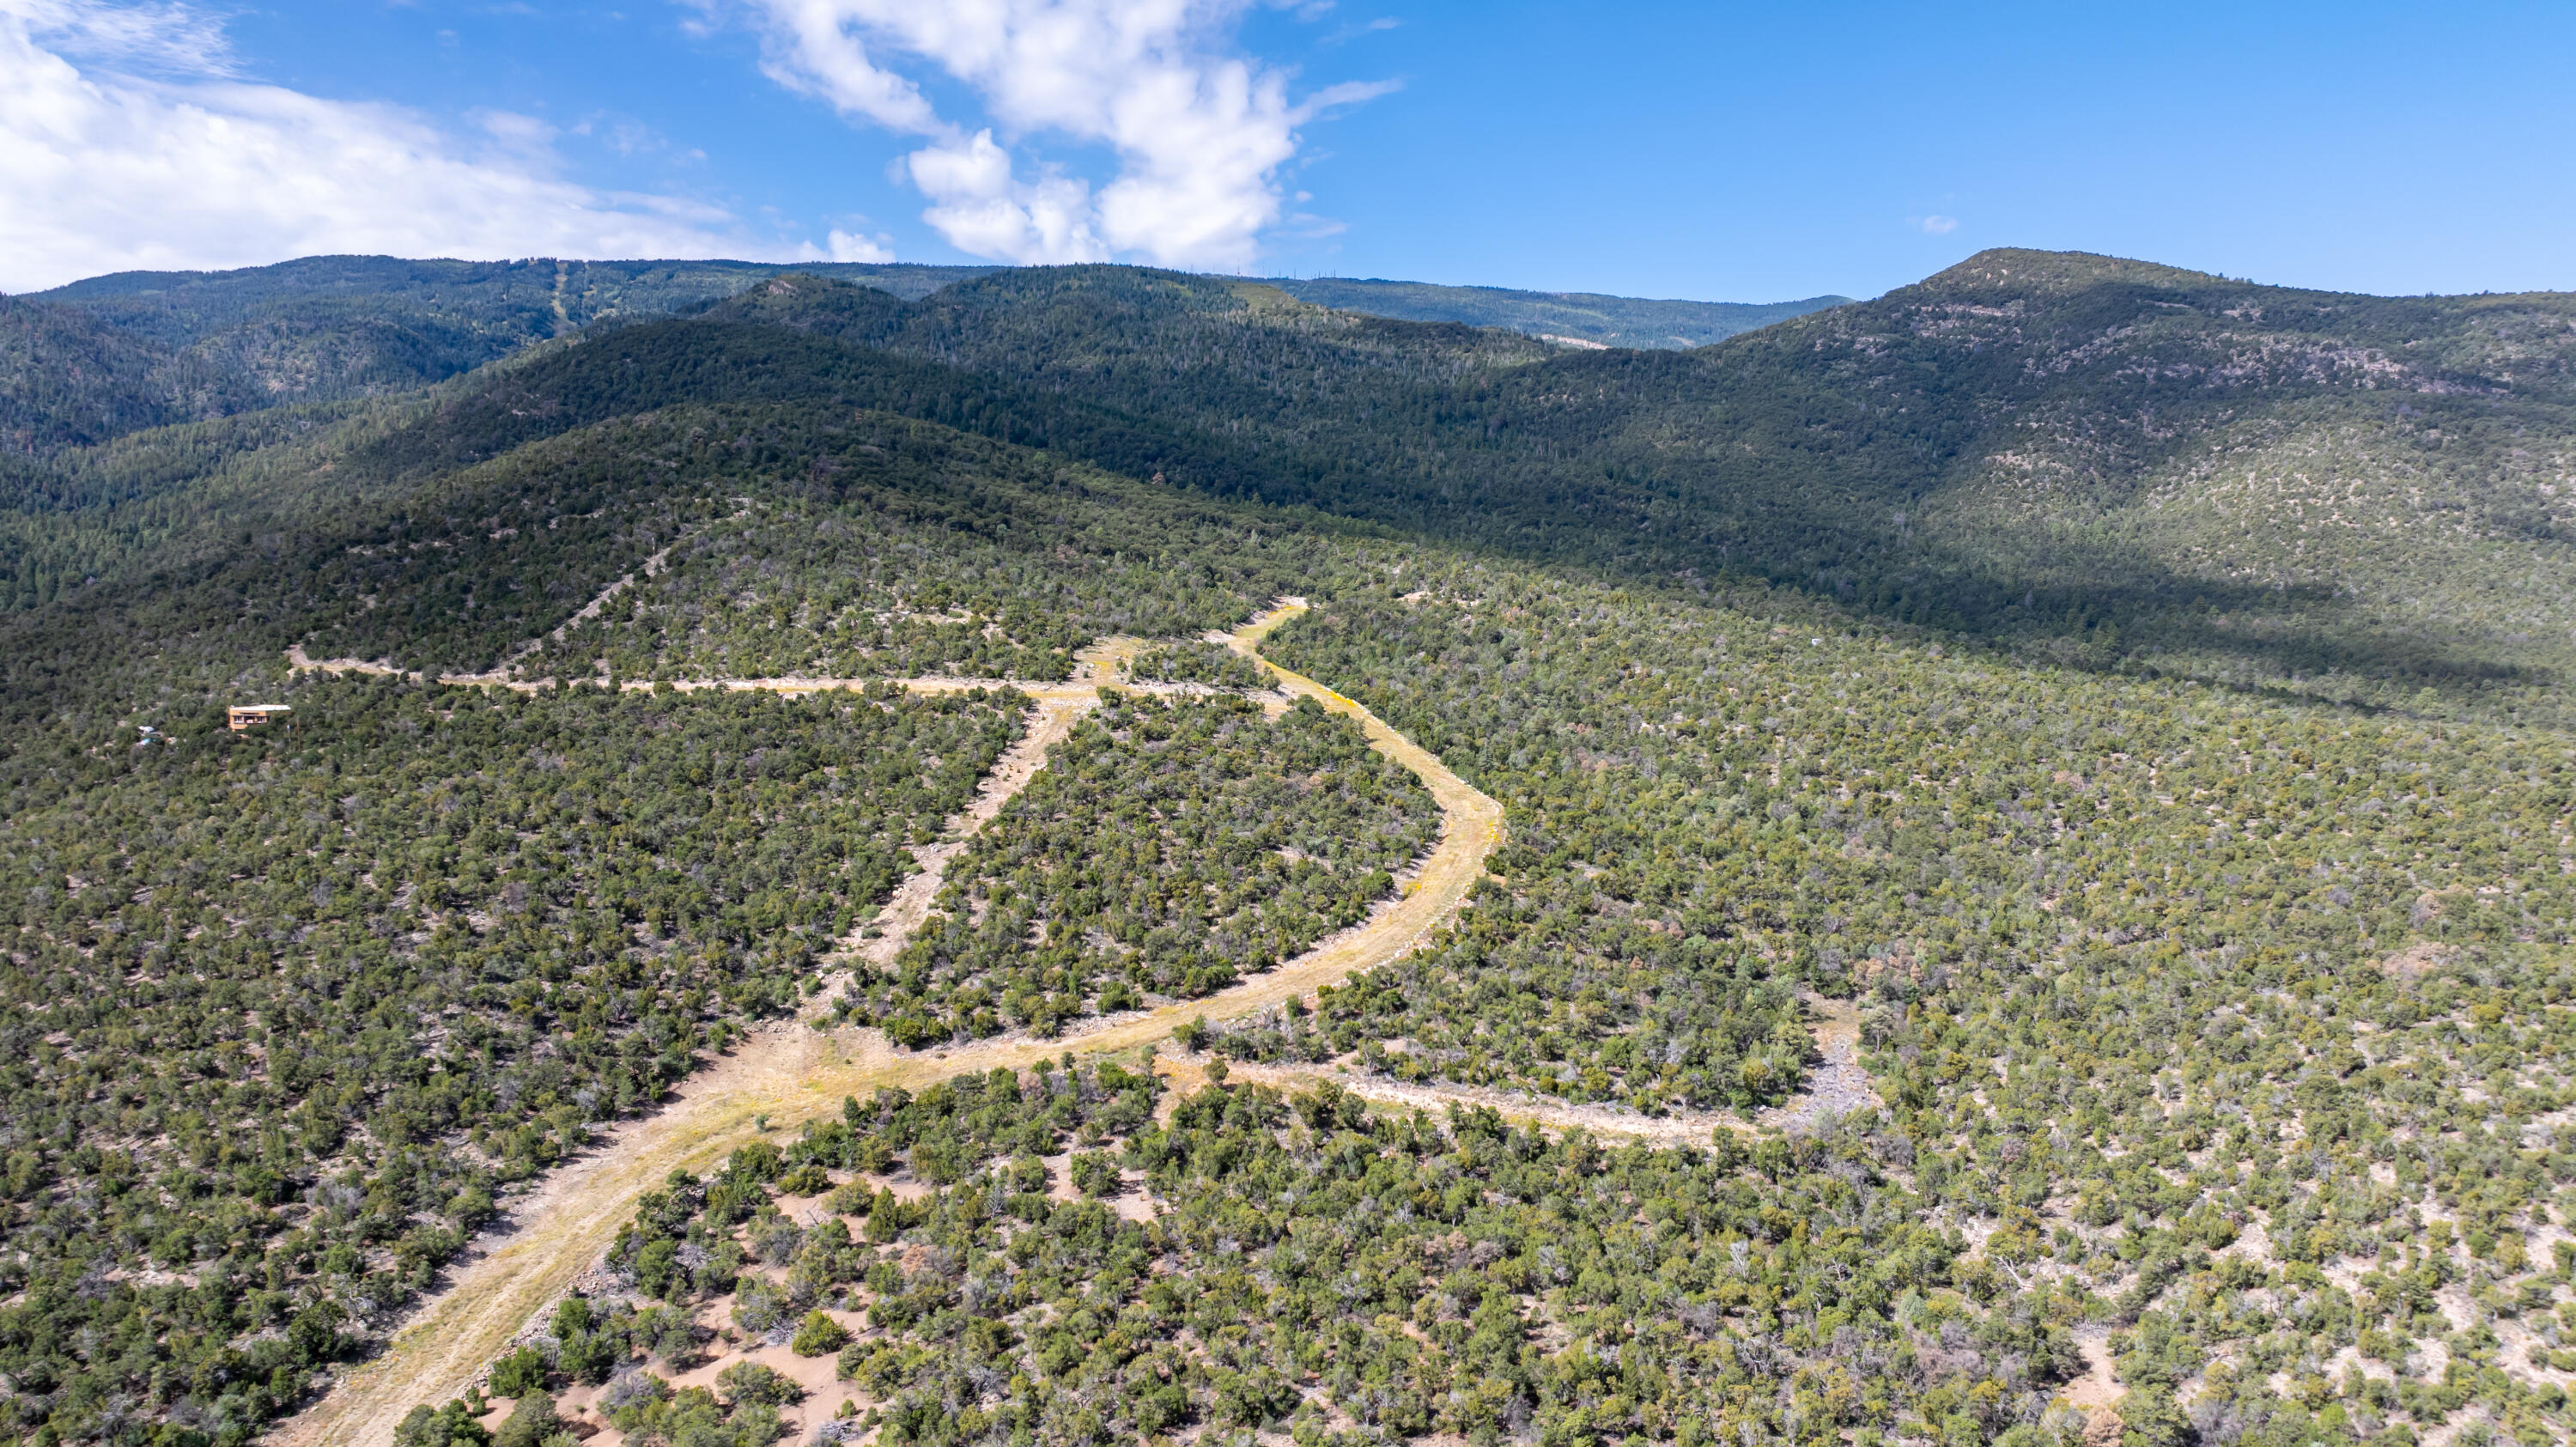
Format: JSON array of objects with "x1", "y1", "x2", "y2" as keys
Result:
[
  {"x1": 1188, "y1": 988, "x2": 1877, "y2": 1147},
  {"x1": 270, "y1": 601, "x2": 1505, "y2": 1446}
]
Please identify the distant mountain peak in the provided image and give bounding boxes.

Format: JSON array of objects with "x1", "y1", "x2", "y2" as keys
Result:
[{"x1": 1914, "y1": 247, "x2": 2239, "y2": 297}]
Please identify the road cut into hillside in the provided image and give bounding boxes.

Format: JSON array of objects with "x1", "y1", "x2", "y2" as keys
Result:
[{"x1": 273, "y1": 599, "x2": 1508, "y2": 1447}]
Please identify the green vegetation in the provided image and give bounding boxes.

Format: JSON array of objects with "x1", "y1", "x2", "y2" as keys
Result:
[
  {"x1": 1129, "y1": 640, "x2": 1268, "y2": 689},
  {"x1": 267, "y1": 404, "x2": 1366, "y2": 683},
  {"x1": 32, "y1": 251, "x2": 2566, "y2": 720},
  {"x1": 1206, "y1": 573, "x2": 2575, "y2": 1111},
  {"x1": 0, "y1": 678, "x2": 1017, "y2": 1444},
  {"x1": 698, "y1": 258, "x2": 2576, "y2": 724},
  {"x1": 1261, "y1": 276, "x2": 1850, "y2": 349},
  {"x1": 13, "y1": 256, "x2": 1003, "y2": 452},
  {"x1": 6, "y1": 246, "x2": 2576, "y2": 1447},
  {"x1": 531, "y1": 416, "x2": 1336, "y2": 686},
  {"x1": 0, "y1": 295, "x2": 264, "y2": 456},
  {"x1": 454, "y1": 1062, "x2": 2087, "y2": 1447},
  {"x1": 838, "y1": 692, "x2": 1440, "y2": 1043},
  {"x1": 466, "y1": 934, "x2": 2576, "y2": 1447}
]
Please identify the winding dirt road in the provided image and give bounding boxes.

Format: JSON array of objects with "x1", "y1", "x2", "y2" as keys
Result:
[{"x1": 271, "y1": 601, "x2": 1506, "y2": 1446}]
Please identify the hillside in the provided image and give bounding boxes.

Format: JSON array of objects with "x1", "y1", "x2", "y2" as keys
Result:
[
  {"x1": 3, "y1": 258, "x2": 1005, "y2": 455},
  {"x1": 717, "y1": 254, "x2": 2576, "y2": 723},
  {"x1": 4, "y1": 254, "x2": 1832, "y2": 465},
  {"x1": 1704, "y1": 252, "x2": 2576, "y2": 710},
  {"x1": 0, "y1": 250, "x2": 2570, "y2": 1447},
  {"x1": 1262, "y1": 274, "x2": 1850, "y2": 347},
  {"x1": 15, "y1": 252, "x2": 2573, "y2": 714},
  {"x1": 404, "y1": 256, "x2": 2576, "y2": 723},
  {"x1": 0, "y1": 294, "x2": 268, "y2": 456}
]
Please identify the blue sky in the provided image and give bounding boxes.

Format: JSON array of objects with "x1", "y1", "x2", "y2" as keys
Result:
[{"x1": 4, "y1": 0, "x2": 2572, "y2": 300}]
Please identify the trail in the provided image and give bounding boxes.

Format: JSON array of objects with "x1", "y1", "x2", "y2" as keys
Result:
[
  {"x1": 1756, "y1": 994, "x2": 1881, "y2": 1131},
  {"x1": 800, "y1": 641, "x2": 1128, "y2": 1021},
  {"x1": 270, "y1": 600, "x2": 1505, "y2": 1447},
  {"x1": 1199, "y1": 1061, "x2": 1733, "y2": 1146},
  {"x1": 1182, "y1": 990, "x2": 1876, "y2": 1146},
  {"x1": 285, "y1": 502, "x2": 738, "y2": 687}
]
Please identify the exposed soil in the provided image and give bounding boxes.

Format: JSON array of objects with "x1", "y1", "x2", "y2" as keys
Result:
[
  {"x1": 1757, "y1": 994, "x2": 1882, "y2": 1132},
  {"x1": 270, "y1": 601, "x2": 1508, "y2": 1447},
  {"x1": 2065, "y1": 1325, "x2": 2128, "y2": 1411},
  {"x1": 1194, "y1": 989, "x2": 1879, "y2": 1147}
]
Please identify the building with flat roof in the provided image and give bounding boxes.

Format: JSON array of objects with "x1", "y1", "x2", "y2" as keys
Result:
[{"x1": 228, "y1": 704, "x2": 292, "y2": 732}]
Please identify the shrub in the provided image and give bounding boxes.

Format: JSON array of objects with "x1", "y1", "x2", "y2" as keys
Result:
[
  {"x1": 732, "y1": 1276, "x2": 793, "y2": 1335},
  {"x1": 774, "y1": 1163, "x2": 834, "y2": 1195},
  {"x1": 598, "y1": 1369, "x2": 669, "y2": 1426},
  {"x1": 792, "y1": 1310, "x2": 853, "y2": 1357},
  {"x1": 716, "y1": 1359, "x2": 805, "y2": 1408},
  {"x1": 492, "y1": 1392, "x2": 558, "y2": 1447},
  {"x1": 488, "y1": 1347, "x2": 548, "y2": 1397},
  {"x1": 395, "y1": 1401, "x2": 491, "y2": 1447},
  {"x1": 1071, "y1": 1151, "x2": 1121, "y2": 1197},
  {"x1": 745, "y1": 1210, "x2": 803, "y2": 1266}
]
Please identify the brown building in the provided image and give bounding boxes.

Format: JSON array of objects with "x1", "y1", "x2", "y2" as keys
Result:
[{"x1": 228, "y1": 704, "x2": 292, "y2": 732}]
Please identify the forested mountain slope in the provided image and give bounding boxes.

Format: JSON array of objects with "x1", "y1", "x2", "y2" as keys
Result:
[
  {"x1": 13, "y1": 250, "x2": 2575, "y2": 720},
  {"x1": 21, "y1": 257, "x2": 1000, "y2": 416},
  {"x1": 1262, "y1": 275, "x2": 1850, "y2": 348},
  {"x1": 5, "y1": 254, "x2": 1821, "y2": 462},
  {"x1": 39, "y1": 246, "x2": 2567, "y2": 731},
  {"x1": 0, "y1": 295, "x2": 269, "y2": 457},
  {"x1": 0, "y1": 255, "x2": 1817, "y2": 617},
  {"x1": 0, "y1": 249, "x2": 2572, "y2": 1447},
  {"x1": 1702, "y1": 252, "x2": 2576, "y2": 714},
  {"x1": 697, "y1": 256, "x2": 2576, "y2": 721}
]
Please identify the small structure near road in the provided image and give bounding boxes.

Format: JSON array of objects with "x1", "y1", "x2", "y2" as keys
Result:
[{"x1": 228, "y1": 703, "x2": 293, "y2": 732}]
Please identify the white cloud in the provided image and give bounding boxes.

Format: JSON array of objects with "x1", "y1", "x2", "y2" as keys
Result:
[
  {"x1": 0, "y1": 0, "x2": 833, "y2": 293},
  {"x1": 735, "y1": 0, "x2": 1393, "y2": 271},
  {"x1": 9, "y1": 0, "x2": 229, "y2": 75},
  {"x1": 1918, "y1": 214, "x2": 1960, "y2": 235},
  {"x1": 905, "y1": 129, "x2": 1105, "y2": 264},
  {"x1": 826, "y1": 226, "x2": 895, "y2": 263}
]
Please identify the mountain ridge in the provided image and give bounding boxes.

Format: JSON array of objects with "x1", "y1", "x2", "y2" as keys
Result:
[
  {"x1": 2, "y1": 246, "x2": 2575, "y2": 1447},
  {"x1": 2, "y1": 253, "x2": 1843, "y2": 467},
  {"x1": 4, "y1": 248, "x2": 2572, "y2": 722}
]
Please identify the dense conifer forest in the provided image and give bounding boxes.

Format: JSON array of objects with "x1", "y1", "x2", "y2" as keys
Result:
[{"x1": 0, "y1": 248, "x2": 2569, "y2": 1447}]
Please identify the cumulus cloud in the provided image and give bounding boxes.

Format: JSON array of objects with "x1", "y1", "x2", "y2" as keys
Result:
[
  {"x1": 826, "y1": 227, "x2": 896, "y2": 263},
  {"x1": 1918, "y1": 215, "x2": 1960, "y2": 235},
  {"x1": 737, "y1": 0, "x2": 1393, "y2": 271},
  {"x1": 0, "y1": 0, "x2": 821, "y2": 293},
  {"x1": 905, "y1": 128, "x2": 1104, "y2": 264}
]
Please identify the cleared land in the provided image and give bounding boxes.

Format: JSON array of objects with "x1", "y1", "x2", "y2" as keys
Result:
[{"x1": 271, "y1": 600, "x2": 1507, "y2": 1446}]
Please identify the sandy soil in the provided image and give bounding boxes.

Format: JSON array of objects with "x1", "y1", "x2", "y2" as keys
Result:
[
  {"x1": 1202, "y1": 1061, "x2": 1734, "y2": 1146},
  {"x1": 2063, "y1": 1325, "x2": 2128, "y2": 1410},
  {"x1": 270, "y1": 600, "x2": 1507, "y2": 1447},
  {"x1": 1194, "y1": 989, "x2": 1879, "y2": 1147}
]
